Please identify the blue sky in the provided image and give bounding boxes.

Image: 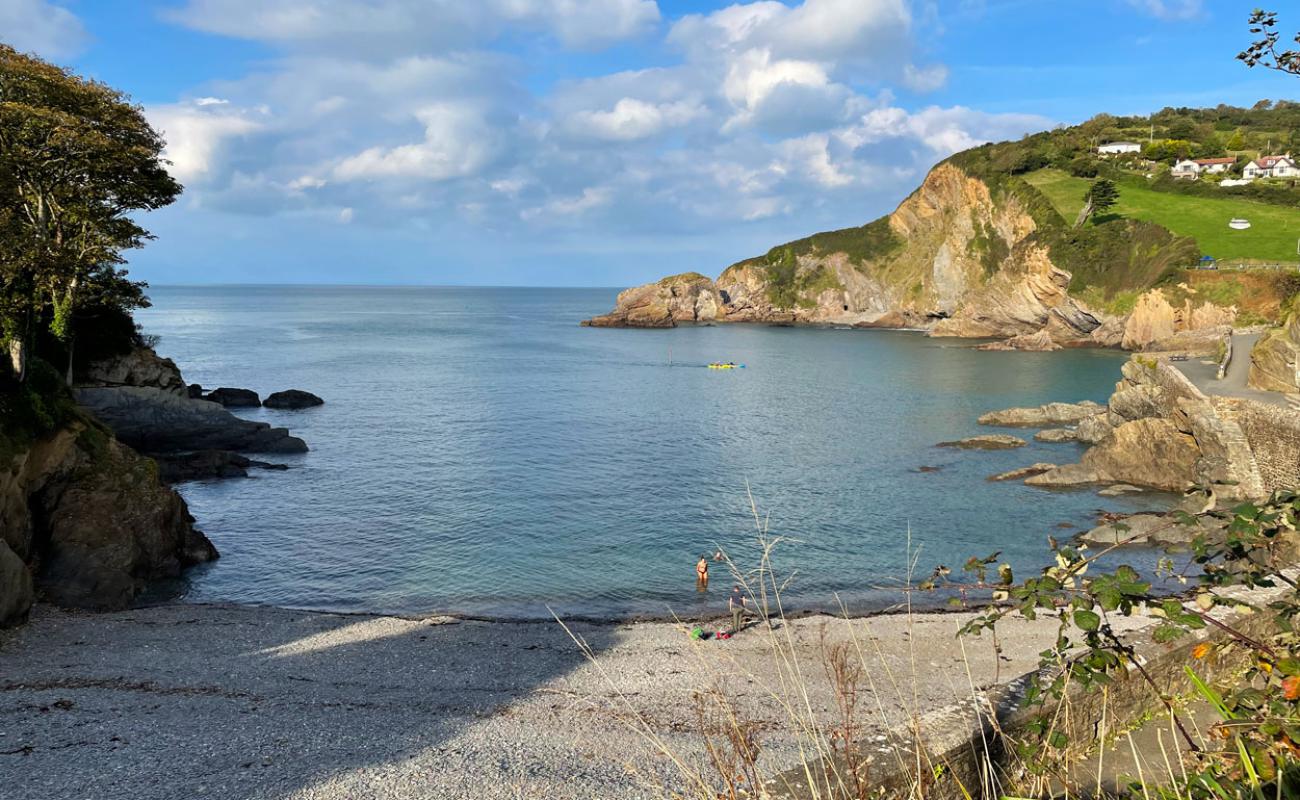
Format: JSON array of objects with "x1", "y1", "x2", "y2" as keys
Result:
[{"x1": 4, "y1": 0, "x2": 1297, "y2": 286}]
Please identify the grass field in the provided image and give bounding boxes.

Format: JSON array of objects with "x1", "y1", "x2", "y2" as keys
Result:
[{"x1": 1023, "y1": 168, "x2": 1300, "y2": 263}]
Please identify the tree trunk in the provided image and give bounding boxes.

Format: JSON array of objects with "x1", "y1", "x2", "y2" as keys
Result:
[
  {"x1": 8, "y1": 338, "x2": 26, "y2": 383},
  {"x1": 65, "y1": 335, "x2": 75, "y2": 387},
  {"x1": 1073, "y1": 197, "x2": 1094, "y2": 229}
]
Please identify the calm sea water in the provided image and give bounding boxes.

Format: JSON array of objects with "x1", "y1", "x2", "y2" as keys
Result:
[{"x1": 137, "y1": 286, "x2": 1160, "y2": 619}]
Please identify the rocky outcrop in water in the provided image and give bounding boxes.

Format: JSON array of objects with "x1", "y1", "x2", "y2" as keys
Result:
[
  {"x1": 582, "y1": 273, "x2": 722, "y2": 328},
  {"x1": 1025, "y1": 358, "x2": 1271, "y2": 499},
  {"x1": 977, "y1": 401, "x2": 1103, "y2": 428},
  {"x1": 75, "y1": 387, "x2": 307, "y2": 454},
  {"x1": 155, "y1": 449, "x2": 290, "y2": 483},
  {"x1": 204, "y1": 387, "x2": 261, "y2": 407},
  {"x1": 1, "y1": 416, "x2": 217, "y2": 626},
  {"x1": 937, "y1": 434, "x2": 1026, "y2": 450},
  {"x1": 264, "y1": 389, "x2": 324, "y2": 409}
]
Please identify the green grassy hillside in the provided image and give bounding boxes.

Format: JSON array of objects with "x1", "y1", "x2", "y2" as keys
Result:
[{"x1": 1024, "y1": 169, "x2": 1300, "y2": 263}]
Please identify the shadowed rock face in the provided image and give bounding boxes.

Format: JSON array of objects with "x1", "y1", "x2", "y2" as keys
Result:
[
  {"x1": 77, "y1": 347, "x2": 188, "y2": 396},
  {"x1": 75, "y1": 387, "x2": 307, "y2": 454},
  {"x1": 0, "y1": 420, "x2": 217, "y2": 625},
  {"x1": 204, "y1": 387, "x2": 261, "y2": 407}
]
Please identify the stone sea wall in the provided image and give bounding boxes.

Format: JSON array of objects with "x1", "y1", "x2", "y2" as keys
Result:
[{"x1": 1215, "y1": 397, "x2": 1300, "y2": 494}]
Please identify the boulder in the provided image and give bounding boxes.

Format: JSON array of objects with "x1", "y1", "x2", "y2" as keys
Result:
[
  {"x1": 187, "y1": 383, "x2": 204, "y2": 399},
  {"x1": 1, "y1": 418, "x2": 219, "y2": 615},
  {"x1": 1080, "y1": 513, "x2": 1222, "y2": 548},
  {"x1": 977, "y1": 330, "x2": 1061, "y2": 352},
  {"x1": 1075, "y1": 414, "x2": 1114, "y2": 445},
  {"x1": 0, "y1": 540, "x2": 34, "y2": 627},
  {"x1": 75, "y1": 387, "x2": 307, "y2": 454},
  {"x1": 1034, "y1": 428, "x2": 1077, "y2": 443},
  {"x1": 987, "y1": 463, "x2": 1057, "y2": 482},
  {"x1": 1250, "y1": 314, "x2": 1300, "y2": 393},
  {"x1": 1098, "y1": 484, "x2": 1144, "y2": 497},
  {"x1": 78, "y1": 347, "x2": 187, "y2": 397},
  {"x1": 1028, "y1": 417, "x2": 1200, "y2": 492},
  {"x1": 264, "y1": 389, "x2": 324, "y2": 409},
  {"x1": 204, "y1": 387, "x2": 261, "y2": 407},
  {"x1": 937, "y1": 434, "x2": 1026, "y2": 450},
  {"x1": 155, "y1": 450, "x2": 290, "y2": 483},
  {"x1": 978, "y1": 401, "x2": 1104, "y2": 428}
]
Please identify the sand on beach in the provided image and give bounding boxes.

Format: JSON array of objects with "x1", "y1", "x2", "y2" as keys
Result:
[{"x1": 0, "y1": 602, "x2": 1154, "y2": 800}]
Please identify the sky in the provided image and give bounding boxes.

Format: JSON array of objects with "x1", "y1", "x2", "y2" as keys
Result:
[{"x1": 3, "y1": 0, "x2": 1298, "y2": 287}]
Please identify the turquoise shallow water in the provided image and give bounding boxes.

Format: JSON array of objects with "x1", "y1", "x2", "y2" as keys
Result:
[{"x1": 138, "y1": 286, "x2": 1162, "y2": 619}]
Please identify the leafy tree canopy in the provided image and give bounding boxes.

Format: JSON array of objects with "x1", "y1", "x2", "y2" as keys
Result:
[{"x1": 0, "y1": 44, "x2": 180, "y2": 384}]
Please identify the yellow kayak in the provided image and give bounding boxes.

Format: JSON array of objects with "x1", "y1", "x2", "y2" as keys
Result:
[{"x1": 708, "y1": 363, "x2": 744, "y2": 369}]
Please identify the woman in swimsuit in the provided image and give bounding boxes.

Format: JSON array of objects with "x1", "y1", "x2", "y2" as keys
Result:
[{"x1": 696, "y1": 555, "x2": 709, "y2": 589}]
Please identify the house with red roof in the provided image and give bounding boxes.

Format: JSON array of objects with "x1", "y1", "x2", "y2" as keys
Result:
[
  {"x1": 1171, "y1": 157, "x2": 1237, "y2": 179},
  {"x1": 1243, "y1": 154, "x2": 1299, "y2": 180}
]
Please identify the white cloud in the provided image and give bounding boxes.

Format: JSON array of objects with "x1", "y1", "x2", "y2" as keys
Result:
[
  {"x1": 167, "y1": 0, "x2": 660, "y2": 51},
  {"x1": 139, "y1": 0, "x2": 1053, "y2": 258},
  {"x1": 147, "y1": 101, "x2": 265, "y2": 185},
  {"x1": 0, "y1": 0, "x2": 88, "y2": 58},
  {"x1": 902, "y1": 63, "x2": 949, "y2": 93},
  {"x1": 1124, "y1": 0, "x2": 1202, "y2": 20},
  {"x1": 569, "y1": 97, "x2": 703, "y2": 141},
  {"x1": 332, "y1": 102, "x2": 506, "y2": 182}
]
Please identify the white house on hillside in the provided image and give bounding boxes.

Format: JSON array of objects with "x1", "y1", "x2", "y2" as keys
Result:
[
  {"x1": 1171, "y1": 159, "x2": 1200, "y2": 179},
  {"x1": 1171, "y1": 157, "x2": 1237, "y2": 180},
  {"x1": 1098, "y1": 141, "x2": 1142, "y2": 155},
  {"x1": 1243, "y1": 154, "x2": 1299, "y2": 180}
]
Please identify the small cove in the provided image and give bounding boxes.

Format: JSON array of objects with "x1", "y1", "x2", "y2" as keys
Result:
[{"x1": 139, "y1": 285, "x2": 1171, "y2": 619}]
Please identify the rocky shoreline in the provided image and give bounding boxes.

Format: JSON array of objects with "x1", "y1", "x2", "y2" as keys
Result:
[{"x1": 1, "y1": 344, "x2": 323, "y2": 627}]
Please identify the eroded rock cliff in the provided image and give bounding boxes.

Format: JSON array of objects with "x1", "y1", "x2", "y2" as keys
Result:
[
  {"x1": 1, "y1": 410, "x2": 217, "y2": 626},
  {"x1": 584, "y1": 162, "x2": 1232, "y2": 351}
]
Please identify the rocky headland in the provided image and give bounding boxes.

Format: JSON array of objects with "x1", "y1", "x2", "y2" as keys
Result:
[{"x1": 583, "y1": 162, "x2": 1238, "y2": 355}]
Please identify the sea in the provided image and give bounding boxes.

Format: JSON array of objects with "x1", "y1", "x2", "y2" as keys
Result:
[{"x1": 136, "y1": 285, "x2": 1167, "y2": 620}]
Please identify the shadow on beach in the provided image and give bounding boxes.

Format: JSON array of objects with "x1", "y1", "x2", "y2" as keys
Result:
[{"x1": 0, "y1": 603, "x2": 626, "y2": 800}]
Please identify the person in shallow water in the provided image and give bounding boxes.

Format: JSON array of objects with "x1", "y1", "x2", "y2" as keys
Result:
[
  {"x1": 696, "y1": 555, "x2": 709, "y2": 589},
  {"x1": 729, "y1": 585, "x2": 748, "y2": 634}
]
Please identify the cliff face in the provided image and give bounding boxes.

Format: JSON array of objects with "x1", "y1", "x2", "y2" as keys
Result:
[
  {"x1": 0, "y1": 412, "x2": 217, "y2": 626},
  {"x1": 1250, "y1": 310, "x2": 1300, "y2": 393},
  {"x1": 584, "y1": 162, "x2": 1234, "y2": 351}
]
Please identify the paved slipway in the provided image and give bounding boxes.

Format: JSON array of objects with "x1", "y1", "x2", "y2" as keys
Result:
[{"x1": 0, "y1": 603, "x2": 1125, "y2": 800}]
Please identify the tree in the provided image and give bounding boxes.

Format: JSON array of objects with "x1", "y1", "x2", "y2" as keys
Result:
[
  {"x1": 1240, "y1": 10, "x2": 1300, "y2": 75},
  {"x1": 1075, "y1": 178, "x2": 1119, "y2": 227},
  {"x1": 1227, "y1": 128, "x2": 1247, "y2": 150},
  {"x1": 0, "y1": 45, "x2": 180, "y2": 384}
]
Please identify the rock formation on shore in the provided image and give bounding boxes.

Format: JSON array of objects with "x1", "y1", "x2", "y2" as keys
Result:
[
  {"x1": 979, "y1": 358, "x2": 1290, "y2": 501},
  {"x1": 1, "y1": 411, "x2": 217, "y2": 626},
  {"x1": 1250, "y1": 308, "x2": 1300, "y2": 393},
  {"x1": 582, "y1": 161, "x2": 1237, "y2": 352}
]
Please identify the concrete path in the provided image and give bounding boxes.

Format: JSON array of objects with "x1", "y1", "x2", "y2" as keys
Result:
[{"x1": 1172, "y1": 332, "x2": 1290, "y2": 408}]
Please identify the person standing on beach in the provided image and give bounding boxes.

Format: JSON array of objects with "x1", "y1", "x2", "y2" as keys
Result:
[
  {"x1": 729, "y1": 586, "x2": 747, "y2": 634},
  {"x1": 696, "y1": 555, "x2": 709, "y2": 589}
]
